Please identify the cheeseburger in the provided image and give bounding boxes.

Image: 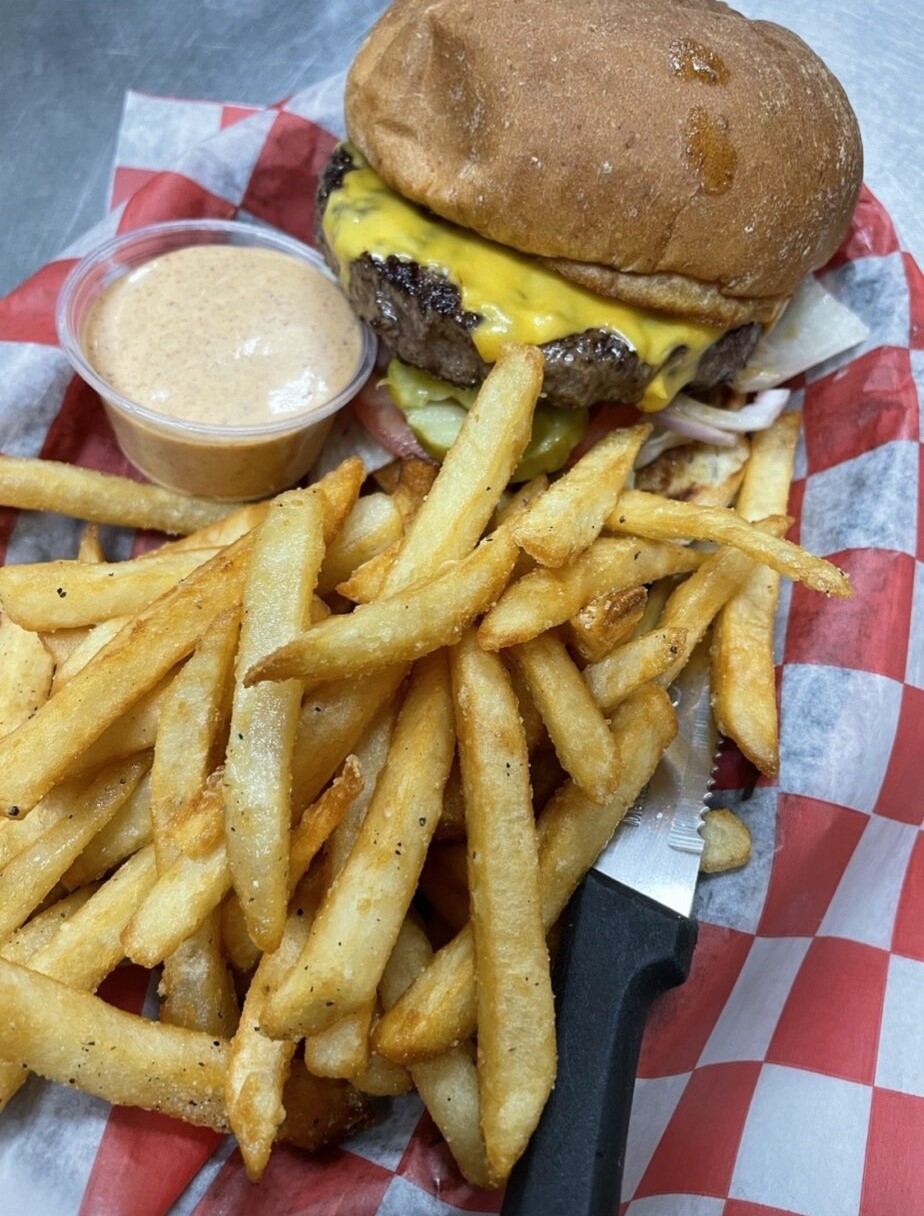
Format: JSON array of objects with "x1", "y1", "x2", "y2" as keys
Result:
[{"x1": 317, "y1": 0, "x2": 863, "y2": 477}]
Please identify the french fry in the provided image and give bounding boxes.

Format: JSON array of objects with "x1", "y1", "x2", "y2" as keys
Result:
[
  {"x1": 316, "y1": 492, "x2": 404, "y2": 596},
  {"x1": 509, "y1": 632, "x2": 621, "y2": 802},
  {"x1": 607, "y1": 488, "x2": 852, "y2": 597},
  {"x1": 245, "y1": 531, "x2": 518, "y2": 688},
  {"x1": 291, "y1": 664, "x2": 407, "y2": 815},
  {"x1": 0, "y1": 548, "x2": 218, "y2": 631},
  {"x1": 380, "y1": 344, "x2": 542, "y2": 596},
  {"x1": 389, "y1": 458, "x2": 439, "y2": 525},
  {"x1": 0, "y1": 615, "x2": 54, "y2": 738},
  {"x1": 77, "y1": 522, "x2": 105, "y2": 563},
  {"x1": 712, "y1": 412, "x2": 802, "y2": 777},
  {"x1": 159, "y1": 909, "x2": 240, "y2": 1038},
  {"x1": 478, "y1": 537, "x2": 704, "y2": 650},
  {"x1": 0, "y1": 886, "x2": 97, "y2": 964},
  {"x1": 288, "y1": 756, "x2": 363, "y2": 893},
  {"x1": 351, "y1": 1015, "x2": 413, "y2": 1097},
  {"x1": 0, "y1": 755, "x2": 150, "y2": 941},
  {"x1": 335, "y1": 541, "x2": 401, "y2": 604},
  {"x1": 62, "y1": 767, "x2": 153, "y2": 888},
  {"x1": 227, "y1": 878, "x2": 320, "y2": 1181},
  {"x1": 324, "y1": 701, "x2": 398, "y2": 880},
  {"x1": 0, "y1": 454, "x2": 236, "y2": 534},
  {"x1": 151, "y1": 608, "x2": 239, "y2": 868},
  {"x1": 436, "y1": 760, "x2": 467, "y2": 843},
  {"x1": 0, "y1": 847, "x2": 158, "y2": 1111},
  {"x1": 450, "y1": 628, "x2": 555, "y2": 1180},
  {"x1": 583, "y1": 627, "x2": 689, "y2": 712},
  {"x1": 700, "y1": 807, "x2": 752, "y2": 874},
  {"x1": 512, "y1": 424, "x2": 650, "y2": 568},
  {"x1": 52, "y1": 616, "x2": 131, "y2": 690},
  {"x1": 0, "y1": 776, "x2": 87, "y2": 870},
  {"x1": 380, "y1": 919, "x2": 491, "y2": 1189},
  {"x1": 221, "y1": 895, "x2": 261, "y2": 976},
  {"x1": 224, "y1": 491, "x2": 327, "y2": 952},
  {"x1": 305, "y1": 1005, "x2": 373, "y2": 1082},
  {"x1": 639, "y1": 516, "x2": 790, "y2": 689},
  {"x1": 373, "y1": 685, "x2": 675, "y2": 1065},
  {"x1": 0, "y1": 536, "x2": 252, "y2": 816},
  {"x1": 566, "y1": 585, "x2": 648, "y2": 664},
  {"x1": 126, "y1": 761, "x2": 355, "y2": 970},
  {"x1": 66, "y1": 677, "x2": 167, "y2": 781},
  {"x1": 0, "y1": 956, "x2": 230, "y2": 1128},
  {"x1": 262, "y1": 650, "x2": 455, "y2": 1040}
]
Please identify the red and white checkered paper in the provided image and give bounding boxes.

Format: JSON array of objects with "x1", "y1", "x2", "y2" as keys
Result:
[{"x1": 0, "y1": 77, "x2": 922, "y2": 1216}]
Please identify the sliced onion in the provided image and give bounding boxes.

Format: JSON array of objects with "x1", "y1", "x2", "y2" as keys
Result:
[
  {"x1": 634, "y1": 430, "x2": 694, "y2": 469},
  {"x1": 734, "y1": 276, "x2": 869, "y2": 392},
  {"x1": 672, "y1": 389, "x2": 791, "y2": 433},
  {"x1": 656, "y1": 399, "x2": 740, "y2": 447}
]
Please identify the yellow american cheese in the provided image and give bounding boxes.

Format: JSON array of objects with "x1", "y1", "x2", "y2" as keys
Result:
[{"x1": 321, "y1": 149, "x2": 724, "y2": 412}]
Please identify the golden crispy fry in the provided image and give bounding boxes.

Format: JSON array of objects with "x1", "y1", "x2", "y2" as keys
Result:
[
  {"x1": 62, "y1": 767, "x2": 153, "y2": 888},
  {"x1": 246, "y1": 532, "x2": 518, "y2": 688},
  {"x1": 493, "y1": 474, "x2": 550, "y2": 531},
  {"x1": 380, "y1": 919, "x2": 491, "y2": 1189},
  {"x1": 324, "y1": 702, "x2": 398, "y2": 880},
  {"x1": 381, "y1": 345, "x2": 542, "y2": 596},
  {"x1": 351, "y1": 1018, "x2": 413, "y2": 1097},
  {"x1": 478, "y1": 537, "x2": 704, "y2": 651},
  {"x1": 712, "y1": 412, "x2": 802, "y2": 777},
  {"x1": 642, "y1": 516, "x2": 789, "y2": 690},
  {"x1": 510, "y1": 632, "x2": 621, "y2": 802},
  {"x1": 77, "y1": 522, "x2": 105, "y2": 563},
  {"x1": 160, "y1": 457, "x2": 365, "y2": 557},
  {"x1": 583, "y1": 627, "x2": 689, "y2": 713},
  {"x1": 0, "y1": 755, "x2": 150, "y2": 941},
  {"x1": 436, "y1": 760, "x2": 467, "y2": 843},
  {"x1": 316, "y1": 492, "x2": 404, "y2": 596},
  {"x1": 291, "y1": 665, "x2": 407, "y2": 815},
  {"x1": 607, "y1": 489, "x2": 851, "y2": 597},
  {"x1": 373, "y1": 685, "x2": 675, "y2": 1065},
  {"x1": 150, "y1": 609, "x2": 239, "y2": 869},
  {"x1": 0, "y1": 537, "x2": 251, "y2": 817},
  {"x1": 700, "y1": 807, "x2": 753, "y2": 874},
  {"x1": 0, "y1": 777, "x2": 85, "y2": 871},
  {"x1": 288, "y1": 756, "x2": 363, "y2": 893},
  {"x1": 451, "y1": 629, "x2": 555, "y2": 1181},
  {"x1": 0, "y1": 956, "x2": 230, "y2": 1127},
  {"x1": 67, "y1": 678, "x2": 167, "y2": 782},
  {"x1": 305, "y1": 1005, "x2": 373, "y2": 1082},
  {"x1": 334, "y1": 542, "x2": 397, "y2": 604},
  {"x1": 262, "y1": 651, "x2": 455, "y2": 1040},
  {"x1": 0, "y1": 454, "x2": 235, "y2": 535},
  {"x1": 389, "y1": 459, "x2": 439, "y2": 525},
  {"x1": 0, "y1": 616, "x2": 54, "y2": 738},
  {"x1": 159, "y1": 909, "x2": 240, "y2": 1038},
  {"x1": 224, "y1": 492, "x2": 327, "y2": 952},
  {"x1": 0, "y1": 549, "x2": 218, "y2": 631},
  {"x1": 566, "y1": 585, "x2": 648, "y2": 664},
  {"x1": 52, "y1": 617, "x2": 130, "y2": 690},
  {"x1": 227, "y1": 879, "x2": 319, "y2": 1181},
  {"x1": 0, "y1": 887, "x2": 97, "y2": 964},
  {"x1": 512, "y1": 424, "x2": 650, "y2": 568},
  {"x1": 221, "y1": 895, "x2": 261, "y2": 976},
  {"x1": 37, "y1": 626, "x2": 88, "y2": 667}
]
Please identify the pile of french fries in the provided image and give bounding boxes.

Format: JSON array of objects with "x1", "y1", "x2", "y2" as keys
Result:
[{"x1": 0, "y1": 344, "x2": 850, "y2": 1188}]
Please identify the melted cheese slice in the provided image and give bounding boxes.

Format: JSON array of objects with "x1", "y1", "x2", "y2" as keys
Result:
[{"x1": 322, "y1": 149, "x2": 724, "y2": 411}]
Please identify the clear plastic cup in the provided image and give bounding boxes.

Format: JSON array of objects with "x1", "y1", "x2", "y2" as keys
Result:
[{"x1": 57, "y1": 219, "x2": 376, "y2": 501}]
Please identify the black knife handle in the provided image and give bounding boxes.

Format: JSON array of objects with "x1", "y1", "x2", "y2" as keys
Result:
[{"x1": 502, "y1": 868, "x2": 698, "y2": 1216}]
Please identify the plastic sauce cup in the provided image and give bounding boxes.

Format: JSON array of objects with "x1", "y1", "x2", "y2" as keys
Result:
[{"x1": 57, "y1": 220, "x2": 376, "y2": 501}]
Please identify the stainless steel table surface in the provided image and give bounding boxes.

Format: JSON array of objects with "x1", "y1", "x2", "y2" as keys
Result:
[{"x1": 1, "y1": 0, "x2": 922, "y2": 295}]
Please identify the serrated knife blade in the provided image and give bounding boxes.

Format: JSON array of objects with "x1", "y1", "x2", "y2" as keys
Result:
[
  {"x1": 504, "y1": 648, "x2": 719, "y2": 1216},
  {"x1": 595, "y1": 645, "x2": 716, "y2": 916}
]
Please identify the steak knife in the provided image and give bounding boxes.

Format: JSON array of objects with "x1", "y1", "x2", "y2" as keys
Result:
[{"x1": 503, "y1": 651, "x2": 716, "y2": 1216}]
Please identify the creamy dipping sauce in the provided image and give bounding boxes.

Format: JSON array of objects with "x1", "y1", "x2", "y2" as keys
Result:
[{"x1": 84, "y1": 244, "x2": 363, "y2": 428}]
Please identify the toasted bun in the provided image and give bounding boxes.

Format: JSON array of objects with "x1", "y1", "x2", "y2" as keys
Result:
[{"x1": 345, "y1": 0, "x2": 862, "y2": 325}]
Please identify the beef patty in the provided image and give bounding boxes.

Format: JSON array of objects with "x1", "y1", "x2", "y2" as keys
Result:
[{"x1": 316, "y1": 148, "x2": 760, "y2": 411}]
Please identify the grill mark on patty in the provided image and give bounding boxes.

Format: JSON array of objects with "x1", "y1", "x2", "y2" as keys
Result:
[{"x1": 316, "y1": 149, "x2": 760, "y2": 410}]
